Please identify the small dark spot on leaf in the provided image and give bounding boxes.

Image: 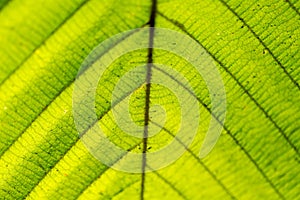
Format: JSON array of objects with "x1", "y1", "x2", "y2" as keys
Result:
[{"x1": 263, "y1": 49, "x2": 267, "y2": 54}]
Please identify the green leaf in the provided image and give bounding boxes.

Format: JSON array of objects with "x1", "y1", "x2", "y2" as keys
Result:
[{"x1": 0, "y1": 0, "x2": 299, "y2": 199}]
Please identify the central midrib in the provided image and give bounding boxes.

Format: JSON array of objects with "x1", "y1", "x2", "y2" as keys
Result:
[{"x1": 141, "y1": 0, "x2": 157, "y2": 199}]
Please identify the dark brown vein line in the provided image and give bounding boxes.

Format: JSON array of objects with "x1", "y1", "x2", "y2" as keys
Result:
[
  {"x1": 0, "y1": 26, "x2": 145, "y2": 159},
  {"x1": 219, "y1": 0, "x2": 300, "y2": 91},
  {"x1": 0, "y1": 0, "x2": 90, "y2": 87},
  {"x1": 285, "y1": 0, "x2": 300, "y2": 16},
  {"x1": 151, "y1": 65, "x2": 285, "y2": 199},
  {"x1": 157, "y1": 10, "x2": 300, "y2": 159},
  {"x1": 25, "y1": 84, "x2": 143, "y2": 199},
  {"x1": 150, "y1": 120, "x2": 237, "y2": 200},
  {"x1": 141, "y1": 0, "x2": 157, "y2": 199}
]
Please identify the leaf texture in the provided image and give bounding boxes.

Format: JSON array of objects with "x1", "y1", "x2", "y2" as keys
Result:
[{"x1": 0, "y1": 0, "x2": 299, "y2": 199}]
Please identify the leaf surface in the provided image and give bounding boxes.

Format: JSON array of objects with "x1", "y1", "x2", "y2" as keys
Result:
[{"x1": 0, "y1": 0, "x2": 299, "y2": 199}]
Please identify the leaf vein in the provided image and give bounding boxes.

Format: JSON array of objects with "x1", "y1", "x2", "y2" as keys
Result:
[
  {"x1": 157, "y1": 9, "x2": 300, "y2": 163},
  {"x1": 218, "y1": 0, "x2": 300, "y2": 90},
  {"x1": 151, "y1": 64, "x2": 285, "y2": 199},
  {"x1": 0, "y1": 0, "x2": 90, "y2": 87},
  {"x1": 0, "y1": 27, "x2": 145, "y2": 159}
]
